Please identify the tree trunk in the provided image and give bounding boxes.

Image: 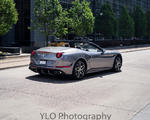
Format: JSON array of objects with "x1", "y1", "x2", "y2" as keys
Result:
[{"x1": 46, "y1": 35, "x2": 49, "y2": 46}]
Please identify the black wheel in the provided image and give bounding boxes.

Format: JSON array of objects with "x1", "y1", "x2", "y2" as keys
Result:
[
  {"x1": 73, "y1": 60, "x2": 86, "y2": 79},
  {"x1": 112, "y1": 56, "x2": 122, "y2": 72}
]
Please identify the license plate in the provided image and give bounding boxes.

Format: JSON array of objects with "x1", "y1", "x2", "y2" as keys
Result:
[{"x1": 40, "y1": 60, "x2": 46, "y2": 65}]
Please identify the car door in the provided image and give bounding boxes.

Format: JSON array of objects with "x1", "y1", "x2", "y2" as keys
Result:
[{"x1": 82, "y1": 43, "x2": 114, "y2": 70}]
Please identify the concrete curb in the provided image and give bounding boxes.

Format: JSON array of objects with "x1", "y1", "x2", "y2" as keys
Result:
[
  {"x1": 119, "y1": 47, "x2": 150, "y2": 53},
  {"x1": 105, "y1": 44, "x2": 150, "y2": 50},
  {"x1": 0, "y1": 65, "x2": 29, "y2": 70},
  {"x1": 0, "y1": 54, "x2": 30, "y2": 60},
  {"x1": 5, "y1": 54, "x2": 30, "y2": 59}
]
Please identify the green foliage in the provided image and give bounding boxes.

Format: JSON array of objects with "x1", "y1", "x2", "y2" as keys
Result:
[
  {"x1": 146, "y1": 11, "x2": 150, "y2": 37},
  {"x1": 119, "y1": 6, "x2": 134, "y2": 38},
  {"x1": 95, "y1": 3, "x2": 118, "y2": 38},
  {"x1": 69, "y1": 0, "x2": 95, "y2": 37},
  {"x1": 133, "y1": 6, "x2": 147, "y2": 38},
  {"x1": 32, "y1": 0, "x2": 68, "y2": 44},
  {"x1": 0, "y1": 0, "x2": 18, "y2": 36},
  {"x1": 54, "y1": 10, "x2": 69, "y2": 38}
]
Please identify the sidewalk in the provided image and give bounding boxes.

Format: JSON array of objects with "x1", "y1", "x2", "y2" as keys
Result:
[
  {"x1": 0, "y1": 54, "x2": 30, "y2": 70},
  {"x1": 106, "y1": 44, "x2": 150, "y2": 53},
  {"x1": 0, "y1": 44, "x2": 150, "y2": 70}
]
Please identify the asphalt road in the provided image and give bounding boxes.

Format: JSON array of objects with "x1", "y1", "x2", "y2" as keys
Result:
[{"x1": 0, "y1": 49, "x2": 150, "y2": 120}]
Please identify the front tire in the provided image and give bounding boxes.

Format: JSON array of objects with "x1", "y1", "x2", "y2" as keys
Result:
[
  {"x1": 112, "y1": 56, "x2": 122, "y2": 72},
  {"x1": 72, "y1": 60, "x2": 86, "y2": 79}
]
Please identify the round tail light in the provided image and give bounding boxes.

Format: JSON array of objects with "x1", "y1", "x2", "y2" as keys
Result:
[
  {"x1": 56, "y1": 52, "x2": 63, "y2": 58},
  {"x1": 31, "y1": 50, "x2": 35, "y2": 56}
]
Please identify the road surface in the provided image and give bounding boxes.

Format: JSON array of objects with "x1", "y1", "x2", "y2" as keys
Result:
[{"x1": 0, "y1": 49, "x2": 150, "y2": 120}]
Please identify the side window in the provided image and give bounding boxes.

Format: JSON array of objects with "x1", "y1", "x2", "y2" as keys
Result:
[
  {"x1": 74, "y1": 42, "x2": 103, "y2": 52},
  {"x1": 82, "y1": 43, "x2": 102, "y2": 52}
]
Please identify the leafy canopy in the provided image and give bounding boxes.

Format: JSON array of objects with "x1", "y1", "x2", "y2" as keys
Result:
[
  {"x1": 95, "y1": 3, "x2": 118, "y2": 38},
  {"x1": 69, "y1": 0, "x2": 95, "y2": 37},
  {"x1": 119, "y1": 6, "x2": 134, "y2": 38},
  {"x1": 133, "y1": 6, "x2": 147, "y2": 38},
  {"x1": 0, "y1": 0, "x2": 18, "y2": 36},
  {"x1": 32, "y1": 0, "x2": 68, "y2": 43}
]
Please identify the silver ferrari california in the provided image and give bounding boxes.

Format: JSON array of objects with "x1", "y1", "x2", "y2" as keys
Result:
[{"x1": 29, "y1": 42, "x2": 122, "y2": 79}]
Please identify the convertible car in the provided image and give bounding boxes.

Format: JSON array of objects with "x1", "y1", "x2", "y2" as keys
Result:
[{"x1": 29, "y1": 42, "x2": 122, "y2": 79}]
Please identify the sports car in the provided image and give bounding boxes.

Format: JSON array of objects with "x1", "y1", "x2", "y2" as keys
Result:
[{"x1": 29, "y1": 42, "x2": 122, "y2": 79}]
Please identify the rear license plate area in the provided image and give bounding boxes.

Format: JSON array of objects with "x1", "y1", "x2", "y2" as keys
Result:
[{"x1": 40, "y1": 60, "x2": 46, "y2": 65}]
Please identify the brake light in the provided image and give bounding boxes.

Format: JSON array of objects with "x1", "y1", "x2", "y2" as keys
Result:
[
  {"x1": 31, "y1": 50, "x2": 35, "y2": 55},
  {"x1": 56, "y1": 52, "x2": 63, "y2": 58}
]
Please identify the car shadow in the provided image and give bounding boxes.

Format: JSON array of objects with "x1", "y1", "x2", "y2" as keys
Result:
[{"x1": 26, "y1": 70, "x2": 120, "y2": 84}]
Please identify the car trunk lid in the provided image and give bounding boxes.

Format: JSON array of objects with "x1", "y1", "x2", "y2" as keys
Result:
[
  {"x1": 34, "y1": 47, "x2": 71, "y2": 61},
  {"x1": 37, "y1": 47, "x2": 70, "y2": 53}
]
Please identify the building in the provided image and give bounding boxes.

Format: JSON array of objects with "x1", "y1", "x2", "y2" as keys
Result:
[
  {"x1": 0, "y1": 0, "x2": 150, "y2": 48},
  {"x1": 0, "y1": 0, "x2": 30, "y2": 47},
  {"x1": 93, "y1": 0, "x2": 150, "y2": 16}
]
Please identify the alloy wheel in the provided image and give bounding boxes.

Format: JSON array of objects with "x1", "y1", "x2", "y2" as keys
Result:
[
  {"x1": 114, "y1": 57, "x2": 122, "y2": 72},
  {"x1": 73, "y1": 60, "x2": 86, "y2": 79}
]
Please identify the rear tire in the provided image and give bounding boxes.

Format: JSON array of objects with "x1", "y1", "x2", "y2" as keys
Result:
[
  {"x1": 112, "y1": 56, "x2": 122, "y2": 72},
  {"x1": 72, "y1": 60, "x2": 86, "y2": 79}
]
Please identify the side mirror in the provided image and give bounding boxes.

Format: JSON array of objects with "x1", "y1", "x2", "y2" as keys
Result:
[
  {"x1": 101, "y1": 51, "x2": 104, "y2": 55},
  {"x1": 98, "y1": 50, "x2": 105, "y2": 55}
]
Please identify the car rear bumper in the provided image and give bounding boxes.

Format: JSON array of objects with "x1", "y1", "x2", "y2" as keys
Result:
[{"x1": 29, "y1": 64, "x2": 73, "y2": 75}]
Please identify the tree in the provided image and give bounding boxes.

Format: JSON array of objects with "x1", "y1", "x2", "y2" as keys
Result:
[
  {"x1": 69, "y1": 0, "x2": 94, "y2": 37},
  {"x1": 146, "y1": 11, "x2": 150, "y2": 37},
  {"x1": 32, "y1": 0, "x2": 68, "y2": 45},
  {"x1": 133, "y1": 6, "x2": 147, "y2": 38},
  {"x1": 119, "y1": 6, "x2": 134, "y2": 38},
  {"x1": 54, "y1": 10, "x2": 69, "y2": 39},
  {"x1": 0, "y1": 0, "x2": 18, "y2": 36},
  {"x1": 95, "y1": 3, "x2": 118, "y2": 38}
]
